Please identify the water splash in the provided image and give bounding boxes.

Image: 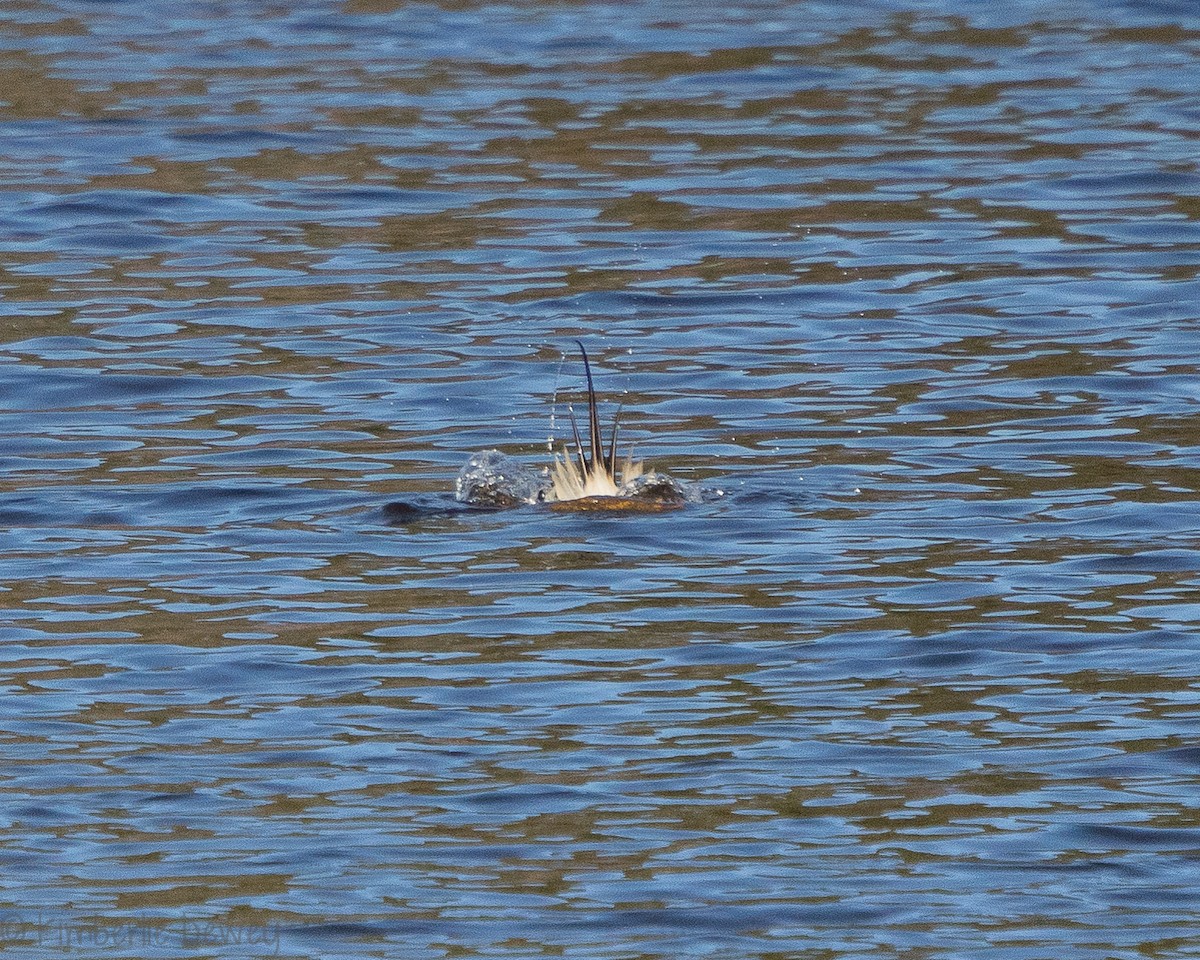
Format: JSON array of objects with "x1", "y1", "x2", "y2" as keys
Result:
[
  {"x1": 455, "y1": 448, "x2": 714, "y2": 509},
  {"x1": 455, "y1": 344, "x2": 718, "y2": 511},
  {"x1": 455, "y1": 450, "x2": 548, "y2": 507}
]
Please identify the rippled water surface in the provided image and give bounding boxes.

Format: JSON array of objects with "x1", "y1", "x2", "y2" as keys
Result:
[{"x1": 3, "y1": 0, "x2": 1200, "y2": 956}]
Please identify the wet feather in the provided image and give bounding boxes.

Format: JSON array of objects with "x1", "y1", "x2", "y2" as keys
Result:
[{"x1": 548, "y1": 343, "x2": 652, "y2": 502}]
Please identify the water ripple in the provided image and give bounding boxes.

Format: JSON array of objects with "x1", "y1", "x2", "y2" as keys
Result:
[{"x1": 1, "y1": 1, "x2": 1199, "y2": 958}]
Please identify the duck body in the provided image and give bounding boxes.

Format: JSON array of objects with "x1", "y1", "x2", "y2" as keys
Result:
[{"x1": 454, "y1": 343, "x2": 691, "y2": 513}]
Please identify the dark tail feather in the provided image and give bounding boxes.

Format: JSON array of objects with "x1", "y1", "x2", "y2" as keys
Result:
[
  {"x1": 607, "y1": 406, "x2": 622, "y2": 479},
  {"x1": 576, "y1": 340, "x2": 605, "y2": 474},
  {"x1": 568, "y1": 404, "x2": 589, "y2": 475}
]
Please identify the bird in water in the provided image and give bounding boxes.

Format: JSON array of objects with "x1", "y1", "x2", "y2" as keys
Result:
[
  {"x1": 548, "y1": 340, "x2": 650, "y2": 502},
  {"x1": 442, "y1": 341, "x2": 689, "y2": 517}
]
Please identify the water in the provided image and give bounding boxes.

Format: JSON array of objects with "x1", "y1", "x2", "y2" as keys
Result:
[{"x1": 2, "y1": 0, "x2": 1200, "y2": 957}]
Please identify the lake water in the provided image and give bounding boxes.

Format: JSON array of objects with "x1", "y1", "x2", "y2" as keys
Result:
[{"x1": 2, "y1": 1, "x2": 1200, "y2": 957}]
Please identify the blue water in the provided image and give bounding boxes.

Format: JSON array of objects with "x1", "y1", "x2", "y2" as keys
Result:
[{"x1": 1, "y1": 1, "x2": 1199, "y2": 957}]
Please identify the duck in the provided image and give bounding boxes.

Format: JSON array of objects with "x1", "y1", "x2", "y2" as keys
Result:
[
  {"x1": 447, "y1": 342, "x2": 689, "y2": 516},
  {"x1": 547, "y1": 341, "x2": 650, "y2": 502}
]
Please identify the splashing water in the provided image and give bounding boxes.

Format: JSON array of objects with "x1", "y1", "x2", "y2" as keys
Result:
[
  {"x1": 454, "y1": 344, "x2": 719, "y2": 512},
  {"x1": 455, "y1": 450, "x2": 548, "y2": 507}
]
